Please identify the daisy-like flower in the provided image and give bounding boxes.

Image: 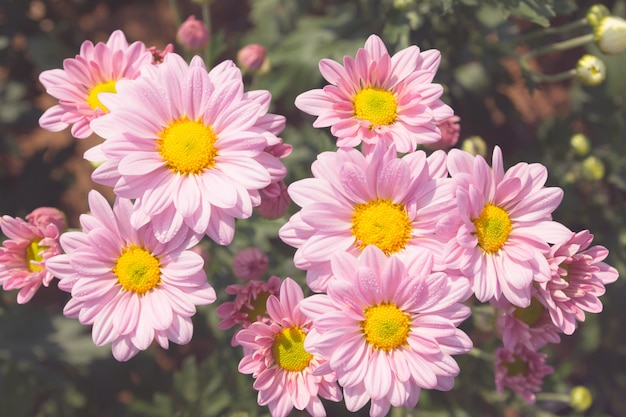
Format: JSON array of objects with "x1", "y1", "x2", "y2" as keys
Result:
[
  {"x1": 86, "y1": 53, "x2": 286, "y2": 245},
  {"x1": 536, "y1": 230, "x2": 619, "y2": 335},
  {"x1": 0, "y1": 207, "x2": 65, "y2": 303},
  {"x1": 45, "y1": 191, "x2": 216, "y2": 361},
  {"x1": 295, "y1": 34, "x2": 453, "y2": 154},
  {"x1": 300, "y1": 246, "x2": 472, "y2": 417},
  {"x1": 494, "y1": 344, "x2": 554, "y2": 404},
  {"x1": 443, "y1": 146, "x2": 573, "y2": 307},
  {"x1": 279, "y1": 141, "x2": 454, "y2": 292},
  {"x1": 39, "y1": 30, "x2": 153, "y2": 138},
  {"x1": 237, "y1": 278, "x2": 342, "y2": 417},
  {"x1": 232, "y1": 247, "x2": 269, "y2": 281},
  {"x1": 494, "y1": 295, "x2": 561, "y2": 350}
]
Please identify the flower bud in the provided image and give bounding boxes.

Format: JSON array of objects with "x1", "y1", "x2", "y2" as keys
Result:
[
  {"x1": 569, "y1": 386, "x2": 593, "y2": 412},
  {"x1": 237, "y1": 44, "x2": 268, "y2": 73},
  {"x1": 595, "y1": 16, "x2": 626, "y2": 55},
  {"x1": 581, "y1": 156, "x2": 605, "y2": 180},
  {"x1": 575, "y1": 54, "x2": 606, "y2": 86},
  {"x1": 460, "y1": 135, "x2": 487, "y2": 157},
  {"x1": 586, "y1": 4, "x2": 611, "y2": 28},
  {"x1": 26, "y1": 207, "x2": 66, "y2": 231},
  {"x1": 176, "y1": 15, "x2": 210, "y2": 50},
  {"x1": 570, "y1": 133, "x2": 591, "y2": 156}
]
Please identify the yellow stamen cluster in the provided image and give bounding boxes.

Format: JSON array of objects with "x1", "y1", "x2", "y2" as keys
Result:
[
  {"x1": 113, "y1": 245, "x2": 161, "y2": 295},
  {"x1": 157, "y1": 117, "x2": 218, "y2": 175},
  {"x1": 272, "y1": 326, "x2": 313, "y2": 372},
  {"x1": 472, "y1": 204, "x2": 512, "y2": 254},
  {"x1": 361, "y1": 302, "x2": 411, "y2": 351},
  {"x1": 353, "y1": 87, "x2": 397, "y2": 128},
  {"x1": 351, "y1": 198, "x2": 412, "y2": 255},
  {"x1": 87, "y1": 80, "x2": 117, "y2": 112}
]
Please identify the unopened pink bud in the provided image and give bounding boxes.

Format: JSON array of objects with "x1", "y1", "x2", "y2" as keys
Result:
[
  {"x1": 176, "y1": 15, "x2": 209, "y2": 50},
  {"x1": 237, "y1": 43, "x2": 267, "y2": 72},
  {"x1": 26, "y1": 207, "x2": 66, "y2": 231}
]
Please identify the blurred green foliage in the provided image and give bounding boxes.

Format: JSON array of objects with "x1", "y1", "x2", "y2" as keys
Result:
[{"x1": 1, "y1": 0, "x2": 625, "y2": 416}]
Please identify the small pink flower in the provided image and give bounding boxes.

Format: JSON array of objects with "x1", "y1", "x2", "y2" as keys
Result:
[
  {"x1": 232, "y1": 247, "x2": 269, "y2": 280},
  {"x1": 494, "y1": 296, "x2": 561, "y2": 350},
  {"x1": 38, "y1": 30, "x2": 152, "y2": 138},
  {"x1": 147, "y1": 43, "x2": 174, "y2": 64},
  {"x1": 494, "y1": 344, "x2": 554, "y2": 404},
  {"x1": 429, "y1": 115, "x2": 461, "y2": 150},
  {"x1": 295, "y1": 34, "x2": 453, "y2": 153},
  {"x1": 257, "y1": 181, "x2": 291, "y2": 219},
  {"x1": 216, "y1": 275, "x2": 281, "y2": 346},
  {"x1": 176, "y1": 15, "x2": 210, "y2": 50},
  {"x1": 237, "y1": 278, "x2": 342, "y2": 417},
  {"x1": 237, "y1": 43, "x2": 267, "y2": 72},
  {"x1": 0, "y1": 208, "x2": 65, "y2": 303},
  {"x1": 536, "y1": 230, "x2": 619, "y2": 335},
  {"x1": 300, "y1": 246, "x2": 472, "y2": 417},
  {"x1": 45, "y1": 191, "x2": 216, "y2": 361}
]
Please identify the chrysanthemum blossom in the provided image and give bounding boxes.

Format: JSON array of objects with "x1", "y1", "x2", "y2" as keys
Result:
[
  {"x1": 87, "y1": 53, "x2": 286, "y2": 245},
  {"x1": 536, "y1": 230, "x2": 618, "y2": 335},
  {"x1": 494, "y1": 295, "x2": 561, "y2": 350},
  {"x1": 279, "y1": 141, "x2": 454, "y2": 292},
  {"x1": 494, "y1": 344, "x2": 553, "y2": 404},
  {"x1": 443, "y1": 146, "x2": 573, "y2": 307},
  {"x1": 428, "y1": 115, "x2": 461, "y2": 150},
  {"x1": 45, "y1": 191, "x2": 216, "y2": 361},
  {"x1": 300, "y1": 246, "x2": 472, "y2": 417},
  {"x1": 0, "y1": 208, "x2": 65, "y2": 303},
  {"x1": 295, "y1": 34, "x2": 453, "y2": 154},
  {"x1": 39, "y1": 30, "x2": 153, "y2": 138},
  {"x1": 237, "y1": 278, "x2": 342, "y2": 417},
  {"x1": 232, "y1": 247, "x2": 269, "y2": 281}
]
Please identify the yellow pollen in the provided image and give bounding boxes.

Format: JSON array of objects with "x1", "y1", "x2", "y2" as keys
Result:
[
  {"x1": 272, "y1": 326, "x2": 313, "y2": 372},
  {"x1": 361, "y1": 302, "x2": 411, "y2": 351},
  {"x1": 353, "y1": 87, "x2": 397, "y2": 128},
  {"x1": 472, "y1": 204, "x2": 512, "y2": 254},
  {"x1": 513, "y1": 297, "x2": 544, "y2": 327},
  {"x1": 87, "y1": 80, "x2": 117, "y2": 112},
  {"x1": 113, "y1": 245, "x2": 161, "y2": 295},
  {"x1": 504, "y1": 354, "x2": 529, "y2": 377},
  {"x1": 157, "y1": 117, "x2": 218, "y2": 175},
  {"x1": 242, "y1": 291, "x2": 272, "y2": 322},
  {"x1": 351, "y1": 198, "x2": 412, "y2": 255},
  {"x1": 25, "y1": 238, "x2": 46, "y2": 272}
]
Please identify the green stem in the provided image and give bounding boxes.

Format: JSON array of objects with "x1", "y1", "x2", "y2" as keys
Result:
[
  {"x1": 513, "y1": 18, "x2": 589, "y2": 45},
  {"x1": 468, "y1": 347, "x2": 495, "y2": 362},
  {"x1": 201, "y1": 2, "x2": 213, "y2": 66},
  {"x1": 536, "y1": 392, "x2": 571, "y2": 403},
  {"x1": 168, "y1": 0, "x2": 182, "y2": 30}
]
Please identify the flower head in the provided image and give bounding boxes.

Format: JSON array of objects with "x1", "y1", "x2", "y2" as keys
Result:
[
  {"x1": 428, "y1": 115, "x2": 461, "y2": 150},
  {"x1": 576, "y1": 54, "x2": 606, "y2": 86},
  {"x1": 0, "y1": 208, "x2": 65, "y2": 303},
  {"x1": 45, "y1": 191, "x2": 216, "y2": 361},
  {"x1": 237, "y1": 43, "x2": 268, "y2": 73},
  {"x1": 295, "y1": 34, "x2": 453, "y2": 153},
  {"x1": 148, "y1": 43, "x2": 174, "y2": 64},
  {"x1": 535, "y1": 230, "x2": 618, "y2": 335},
  {"x1": 494, "y1": 344, "x2": 553, "y2": 404},
  {"x1": 232, "y1": 247, "x2": 269, "y2": 281},
  {"x1": 443, "y1": 146, "x2": 572, "y2": 307},
  {"x1": 87, "y1": 53, "x2": 286, "y2": 245},
  {"x1": 279, "y1": 142, "x2": 455, "y2": 292},
  {"x1": 595, "y1": 16, "x2": 626, "y2": 55},
  {"x1": 39, "y1": 30, "x2": 152, "y2": 138},
  {"x1": 237, "y1": 278, "x2": 342, "y2": 417},
  {"x1": 176, "y1": 15, "x2": 210, "y2": 50},
  {"x1": 300, "y1": 246, "x2": 472, "y2": 417}
]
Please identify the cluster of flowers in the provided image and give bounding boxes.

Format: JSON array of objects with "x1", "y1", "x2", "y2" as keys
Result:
[{"x1": 0, "y1": 29, "x2": 619, "y2": 417}]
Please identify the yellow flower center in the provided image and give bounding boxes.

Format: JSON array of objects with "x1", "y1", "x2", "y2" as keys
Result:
[
  {"x1": 504, "y1": 354, "x2": 529, "y2": 377},
  {"x1": 353, "y1": 87, "x2": 397, "y2": 128},
  {"x1": 361, "y1": 302, "x2": 411, "y2": 351},
  {"x1": 157, "y1": 117, "x2": 218, "y2": 175},
  {"x1": 472, "y1": 204, "x2": 512, "y2": 254},
  {"x1": 87, "y1": 80, "x2": 117, "y2": 112},
  {"x1": 271, "y1": 326, "x2": 313, "y2": 372},
  {"x1": 513, "y1": 297, "x2": 544, "y2": 327},
  {"x1": 242, "y1": 291, "x2": 272, "y2": 322},
  {"x1": 113, "y1": 245, "x2": 161, "y2": 295},
  {"x1": 351, "y1": 198, "x2": 412, "y2": 255},
  {"x1": 25, "y1": 238, "x2": 46, "y2": 272}
]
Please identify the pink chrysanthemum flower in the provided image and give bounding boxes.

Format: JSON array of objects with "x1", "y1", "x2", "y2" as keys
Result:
[
  {"x1": 232, "y1": 247, "x2": 269, "y2": 281},
  {"x1": 39, "y1": 30, "x2": 152, "y2": 138},
  {"x1": 428, "y1": 115, "x2": 461, "y2": 150},
  {"x1": 237, "y1": 278, "x2": 342, "y2": 417},
  {"x1": 279, "y1": 142, "x2": 454, "y2": 292},
  {"x1": 300, "y1": 246, "x2": 472, "y2": 417},
  {"x1": 0, "y1": 208, "x2": 65, "y2": 303},
  {"x1": 295, "y1": 34, "x2": 453, "y2": 153},
  {"x1": 536, "y1": 230, "x2": 618, "y2": 335},
  {"x1": 494, "y1": 344, "x2": 554, "y2": 404},
  {"x1": 86, "y1": 53, "x2": 286, "y2": 245},
  {"x1": 216, "y1": 276, "x2": 281, "y2": 346},
  {"x1": 45, "y1": 191, "x2": 216, "y2": 361},
  {"x1": 443, "y1": 146, "x2": 573, "y2": 307},
  {"x1": 494, "y1": 295, "x2": 561, "y2": 350}
]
